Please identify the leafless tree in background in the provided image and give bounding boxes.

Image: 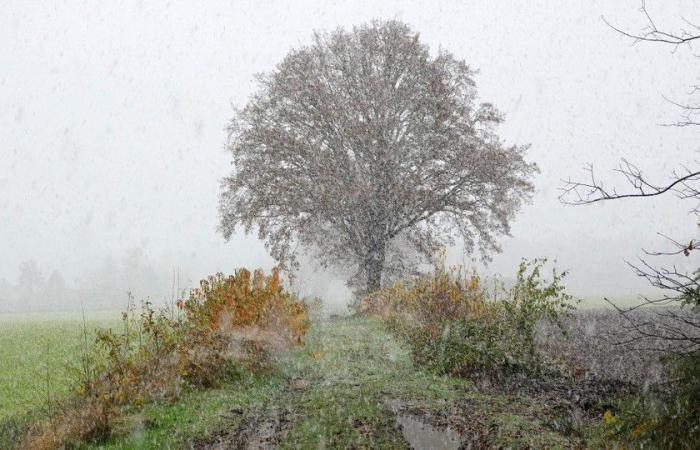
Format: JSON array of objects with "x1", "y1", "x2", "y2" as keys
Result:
[
  {"x1": 561, "y1": 2, "x2": 700, "y2": 353},
  {"x1": 219, "y1": 20, "x2": 537, "y2": 294}
]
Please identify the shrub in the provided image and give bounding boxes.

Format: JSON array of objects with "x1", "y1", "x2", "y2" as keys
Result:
[
  {"x1": 364, "y1": 258, "x2": 575, "y2": 378},
  {"x1": 603, "y1": 354, "x2": 700, "y2": 449},
  {"x1": 182, "y1": 268, "x2": 309, "y2": 345},
  {"x1": 21, "y1": 267, "x2": 309, "y2": 450}
]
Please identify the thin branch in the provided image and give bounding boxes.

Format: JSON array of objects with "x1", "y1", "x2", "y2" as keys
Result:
[
  {"x1": 559, "y1": 163, "x2": 700, "y2": 205},
  {"x1": 602, "y1": 1, "x2": 700, "y2": 47}
]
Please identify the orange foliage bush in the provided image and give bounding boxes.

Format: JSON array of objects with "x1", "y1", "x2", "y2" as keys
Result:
[{"x1": 182, "y1": 267, "x2": 308, "y2": 343}]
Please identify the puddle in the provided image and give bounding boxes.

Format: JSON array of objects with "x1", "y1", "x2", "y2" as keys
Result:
[
  {"x1": 395, "y1": 413, "x2": 463, "y2": 450},
  {"x1": 386, "y1": 400, "x2": 463, "y2": 450}
]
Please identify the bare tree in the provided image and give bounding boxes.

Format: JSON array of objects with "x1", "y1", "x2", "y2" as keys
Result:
[
  {"x1": 219, "y1": 20, "x2": 537, "y2": 294},
  {"x1": 17, "y1": 259, "x2": 44, "y2": 302},
  {"x1": 561, "y1": 2, "x2": 700, "y2": 353}
]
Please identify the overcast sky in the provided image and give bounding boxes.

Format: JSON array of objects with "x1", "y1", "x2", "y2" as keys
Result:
[{"x1": 1, "y1": 0, "x2": 698, "y2": 304}]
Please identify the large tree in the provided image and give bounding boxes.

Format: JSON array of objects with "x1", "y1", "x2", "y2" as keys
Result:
[{"x1": 219, "y1": 20, "x2": 537, "y2": 293}]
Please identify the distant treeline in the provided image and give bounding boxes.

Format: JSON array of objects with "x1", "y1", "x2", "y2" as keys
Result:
[{"x1": 0, "y1": 248, "x2": 188, "y2": 313}]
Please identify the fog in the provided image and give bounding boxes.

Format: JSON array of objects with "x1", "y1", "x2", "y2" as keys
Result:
[{"x1": 1, "y1": 0, "x2": 698, "y2": 312}]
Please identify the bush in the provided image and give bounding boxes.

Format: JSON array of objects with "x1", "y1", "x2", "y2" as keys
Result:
[
  {"x1": 363, "y1": 258, "x2": 575, "y2": 378},
  {"x1": 603, "y1": 354, "x2": 700, "y2": 449},
  {"x1": 182, "y1": 268, "x2": 309, "y2": 344},
  {"x1": 21, "y1": 267, "x2": 309, "y2": 450}
]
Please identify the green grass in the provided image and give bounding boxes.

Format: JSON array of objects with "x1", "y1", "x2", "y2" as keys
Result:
[
  {"x1": 278, "y1": 318, "x2": 428, "y2": 448},
  {"x1": 0, "y1": 311, "x2": 119, "y2": 422}
]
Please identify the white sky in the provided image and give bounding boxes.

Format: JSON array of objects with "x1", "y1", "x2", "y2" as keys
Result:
[{"x1": 1, "y1": 0, "x2": 698, "y2": 301}]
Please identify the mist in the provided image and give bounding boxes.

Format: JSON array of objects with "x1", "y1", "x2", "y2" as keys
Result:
[{"x1": 2, "y1": 0, "x2": 698, "y2": 312}]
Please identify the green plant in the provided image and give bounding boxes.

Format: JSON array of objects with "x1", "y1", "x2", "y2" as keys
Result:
[{"x1": 499, "y1": 258, "x2": 576, "y2": 367}]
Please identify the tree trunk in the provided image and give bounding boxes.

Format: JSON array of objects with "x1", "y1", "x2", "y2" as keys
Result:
[{"x1": 365, "y1": 243, "x2": 386, "y2": 293}]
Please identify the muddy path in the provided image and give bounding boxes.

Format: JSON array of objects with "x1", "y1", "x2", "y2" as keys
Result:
[{"x1": 191, "y1": 318, "x2": 585, "y2": 449}]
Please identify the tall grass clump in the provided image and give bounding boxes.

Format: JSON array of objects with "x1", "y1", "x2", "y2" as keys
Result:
[
  {"x1": 362, "y1": 258, "x2": 575, "y2": 379},
  {"x1": 21, "y1": 267, "x2": 309, "y2": 450}
]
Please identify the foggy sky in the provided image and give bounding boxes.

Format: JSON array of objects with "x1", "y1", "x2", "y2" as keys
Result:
[{"x1": 1, "y1": 0, "x2": 698, "y2": 304}]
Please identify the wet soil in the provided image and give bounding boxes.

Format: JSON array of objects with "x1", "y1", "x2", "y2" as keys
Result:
[
  {"x1": 385, "y1": 399, "x2": 490, "y2": 450},
  {"x1": 192, "y1": 404, "x2": 295, "y2": 450}
]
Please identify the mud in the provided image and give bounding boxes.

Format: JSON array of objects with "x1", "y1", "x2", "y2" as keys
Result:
[
  {"x1": 385, "y1": 399, "x2": 490, "y2": 450},
  {"x1": 191, "y1": 406, "x2": 294, "y2": 450}
]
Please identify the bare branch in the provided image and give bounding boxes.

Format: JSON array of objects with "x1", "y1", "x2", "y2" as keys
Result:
[
  {"x1": 559, "y1": 160, "x2": 700, "y2": 205},
  {"x1": 602, "y1": 1, "x2": 700, "y2": 47}
]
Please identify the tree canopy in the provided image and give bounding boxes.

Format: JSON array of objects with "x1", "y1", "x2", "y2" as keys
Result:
[{"x1": 219, "y1": 20, "x2": 537, "y2": 293}]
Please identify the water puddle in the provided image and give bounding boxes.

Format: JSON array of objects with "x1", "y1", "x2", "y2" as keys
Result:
[
  {"x1": 395, "y1": 413, "x2": 463, "y2": 450},
  {"x1": 386, "y1": 400, "x2": 463, "y2": 450}
]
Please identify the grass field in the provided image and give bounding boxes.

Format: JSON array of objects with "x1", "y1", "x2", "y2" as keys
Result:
[{"x1": 0, "y1": 311, "x2": 119, "y2": 423}]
